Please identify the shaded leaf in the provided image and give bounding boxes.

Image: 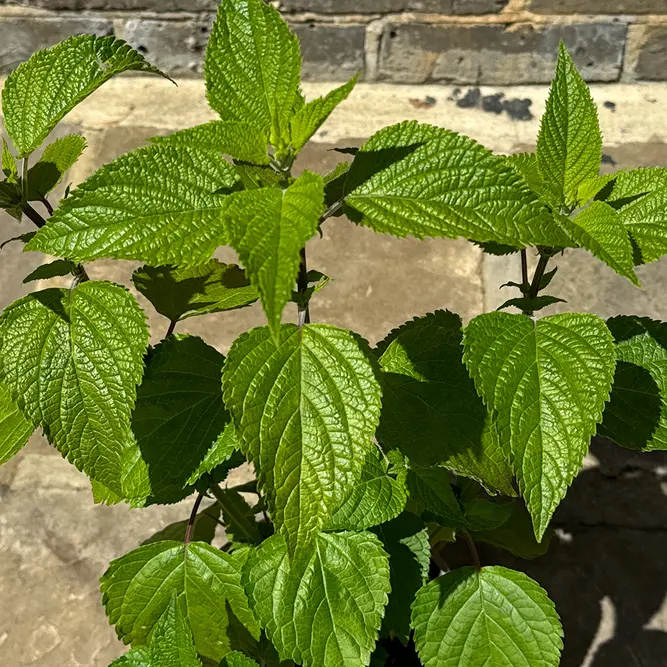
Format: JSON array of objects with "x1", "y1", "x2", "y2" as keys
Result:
[
  {"x1": 22, "y1": 259, "x2": 75, "y2": 284},
  {"x1": 27, "y1": 134, "x2": 86, "y2": 199}
]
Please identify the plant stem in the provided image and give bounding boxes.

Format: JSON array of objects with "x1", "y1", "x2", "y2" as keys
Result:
[
  {"x1": 166, "y1": 320, "x2": 177, "y2": 337},
  {"x1": 209, "y1": 483, "x2": 261, "y2": 545},
  {"x1": 297, "y1": 246, "x2": 310, "y2": 327},
  {"x1": 462, "y1": 529, "x2": 481, "y2": 570},
  {"x1": 40, "y1": 196, "x2": 54, "y2": 215},
  {"x1": 184, "y1": 492, "x2": 204, "y2": 545},
  {"x1": 528, "y1": 252, "x2": 551, "y2": 301},
  {"x1": 22, "y1": 157, "x2": 29, "y2": 200},
  {"x1": 520, "y1": 249, "x2": 529, "y2": 288},
  {"x1": 20, "y1": 202, "x2": 46, "y2": 228}
]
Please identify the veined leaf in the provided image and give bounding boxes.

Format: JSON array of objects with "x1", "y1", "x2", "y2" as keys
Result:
[
  {"x1": 411, "y1": 566, "x2": 563, "y2": 667},
  {"x1": 222, "y1": 653, "x2": 259, "y2": 667},
  {"x1": 222, "y1": 324, "x2": 382, "y2": 556},
  {"x1": 0, "y1": 282, "x2": 148, "y2": 495},
  {"x1": 22, "y1": 259, "x2": 76, "y2": 284},
  {"x1": 205, "y1": 0, "x2": 302, "y2": 150},
  {"x1": 537, "y1": 41, "x2": 602, "y2": 206},
  {"x1": 224, "y1": 171, "x2": 323, "y2": 337},
  {"x1": 0, "y1": 381, "x2": 33, "y2": 465},
  {"x1": 505, "y1": 152, "x2": 552, "y2": 203},
  {"x1": 27, "y1": 134, "x2": 87, "y2": 200},
  {"x1": 2, "y1": 138, "x2": 17, "y2": 181},
  {"x1": 406, "y1": 466, "x2": 465, "y2": 527},
  {"x1": 463, "y1": 312, "x2": 615, "y2": 539},
  {"x1": 100, "y1": 540, "x2": 259, "y2": 663},
  {"x1": 243, "y1": 531, "x2": 391, "y2": 667},
  {"x1": 2, "y1": 34, "x2": 168, "y2": 157},
  {"x1": 344, "y1": 121, "x2": 570, "y2": 249},
  {"x1": 132, "y1": 260, "x2": 258, "y2": 323},
  {"x1": 463, "y1": 497, "x2": 514, "y2": 532},
  {"x1": 577, "y1": 172, "x2": 617, "y2": 205},
  {"x1": 26, "y1": 144, "x2": 238, "y2": 265}
]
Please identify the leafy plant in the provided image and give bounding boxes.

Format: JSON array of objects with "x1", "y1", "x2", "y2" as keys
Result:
[{"x1": 1, "y1": 3, "x2": 665, "y2": 665}]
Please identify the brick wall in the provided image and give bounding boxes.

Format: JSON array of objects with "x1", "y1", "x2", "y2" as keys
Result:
[{"x1": 0, "y1": 0, "x2": 665, "y2": 83}]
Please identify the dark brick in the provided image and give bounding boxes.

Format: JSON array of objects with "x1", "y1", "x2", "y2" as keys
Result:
[
  {"x1": 379, "y1": 22, "x2": 626, "y2": 84},
  {"x1": 629, "y1": 26, "x2": 667, "y2": 81},
  {"x1": 279, "y1": 0, "x2": 507, "y2": 13},
  {"x1": 529, "y1": 0, "x2": 667, "y2": 13}
]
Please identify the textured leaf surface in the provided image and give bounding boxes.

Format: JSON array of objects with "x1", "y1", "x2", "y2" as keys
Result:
[
  {"x1": 376, "y1": 311, "x2": 514, "y2": 496},
  {"x1": 27, "y1": 134, "x2": 87, "y2": 200},
  {"x1": 26, "y1": 144, "x2": 237, "y2": 265},
  {"x1": 222, "y1": 652, "x2": 259, "y2": 667},
  {"x1": 205, "y1": 0, "x2": 301, "y2": 149},
  {"x1": 0, "y1": 381, "x2": 33, "y2": 465},
  {"x1": 463, "y1": 312, "x2": 615, "y2": 539},
  {"x1": 133, "y1": 260, "x2": 258, "y2": 323},
  {"x1": 406, "y1": 466, "x2": 465, "y2": 527},
  {"x1": 222, "y1": 323, "x2": 382, "y2": 555},
  {"x1": 0, "y1": 282, "x2": 148, "y2": 494},
  {"x1": 2, "y1": 35, "x2": 167, "y2": 157},
  {"x1": 101, "y1": 540, "x2": 259, "y2": 662},
  {"x1": 412, "y1": 566, "x2": 563, "y2": 667},
  {"x1": 224, "y1": 171, "x2": 323, "y2": 337},
  {"x1": 536, "y1": 42, "x2": 601, "y2": 205},
  {"x1": 243, "y1": 531, "x2": 391, "y2": 667},
  {"x1": 345, "y1": 121, "x2": 569, "y2": 248}
]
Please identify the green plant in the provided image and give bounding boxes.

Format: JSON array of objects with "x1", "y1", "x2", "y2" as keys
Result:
[{"x1": 0, "y1": 1, "x2": 665, "y2": 665}]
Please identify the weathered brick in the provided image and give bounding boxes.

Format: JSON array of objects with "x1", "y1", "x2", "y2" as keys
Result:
[
  {"x1": 291, "y1": 23, "x2": 365, "y2": 81},
  {"x1": 627, "y1": 25, "x2": 667, "y2": 82},
  {"x1": 0, "y1": 18, "x2": 113, "y2": 74},
  {"x1": 528, "y1": 0, "x2": 667, "y2": 13},
  {"x1": 279, "y1": 0, "x2": 507, "y2": 13},
  {"x1": 379, "y1": 22, "x2": 626, "y2": 85},
  {"x1": 1, "y1": 0, "x2": 215, "y2": 8}
]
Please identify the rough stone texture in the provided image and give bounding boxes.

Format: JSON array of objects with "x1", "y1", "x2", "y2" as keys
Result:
[
  {"x1": 379, "y1": 22, "x2": 627, "y2": 84},
  {"x1": 0, "y1": 18, "x2": 113, "y2": 74},
  {"x1": 279, "y1": 0, "x2": 508, "y2": 13},
  {"x1": 528, "y1": 0, "x2": 667, "y2": 13},
  {"x1": 1, "y1": 0, "x2": 216, "y2": 8},
  {"x1": 627, "y1": 25, "x2": 667, "y2": 82}
]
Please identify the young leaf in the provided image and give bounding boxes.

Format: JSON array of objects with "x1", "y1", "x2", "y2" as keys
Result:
[
  {"x1": 0, "y1": 382, "x2": 33, "y2": 465},
  {"x1": 222, "y1": 324, "x2": 382, "y2": 556},
  {"x1": 497, "y1": 294, "x2": 566, "y2": 313},
  {"x1": 132, "y1": 260, "x2": 258, "y2": 323},
  {"x1": 2, "y1": 35, "x2": 169, "y2": 157},
  {"x1": 505, "y1": 152, "x2": 552, "y2": 203},
  {"x1": 205, "y1": 0, "x2": 302, "y2": 150},
  {"x1": 576, "y1": 172, "x2": 617, "y2": 205},
  {"x1": 222, "y1": 653, "x2": 259, "y2": 667},
  {"x1": 411, "y1": 566, "x2": 563, "y2": 667},
  {"x1": 26, "y1": 144, "x2": 238, "y2": 265},
  {"x1": 344, "y1": 121, "x2": 570, "y2": 249},
  {"x1": 0, "y1": 282, "x2": 148, "y2": 495},
  {"x1": 463, "y1": 312, "x2": 616, "y2": 539},
  {"x1": 406, "y1": 466, "x2": 465, "y2": 527},
  {"x1": 243, "y1": 531, "x2": 391, "y2": 667},
  {"x1": 376, "y1": 311, "x2": 515, "y2": 496},
  {"x1": 0, "y1": 231, "x2": 35, "y2": 250},
  {"x1": 100, "y1": 540, "x2": 260, "y2": 663},
  {"x1": 537, "y1": 41, "x2": 602, "y2": 206},
  {"x1": 26, "y1": 134, "x2": 87, "y2": 200},
  {"x1": 22, "y1": 259, "x2": 76, "y2": 284},
  {"x1": 214, "y1": 487, "x2": 263, "y2": 546},
  {"x1": 224, "y1": 171, "x2": 323, "y2": 337},
  {"x1": 2, "y1": 138, "x2": 17, "y2": 180}
]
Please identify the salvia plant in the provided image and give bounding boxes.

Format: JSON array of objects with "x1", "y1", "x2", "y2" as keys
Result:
[{"x1": 0, "y1": 1, "x2": 665, "y2": 665}]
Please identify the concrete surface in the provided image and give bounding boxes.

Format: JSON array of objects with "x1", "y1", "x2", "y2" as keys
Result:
[{"x1": 1, "y1": 79, "x2": 667, "y2": 665}]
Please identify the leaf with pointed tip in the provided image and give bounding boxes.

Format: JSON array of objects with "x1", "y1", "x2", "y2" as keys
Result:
[
  {"x1": 406, "y1": 466, "x2": 465, "y2": 527},
  {"x1": 101, "y1": 540, "x2": 259, "y2": 663},
  {"x1": 2, "y1": 35, "x2": 168, "y2": 157},
  {"x1": 463, "y1": 311, "x2": 615, "y2": 539},
  {"x1": 0, "y1": 180, "x2": 20, "y2": 211},
  {"x1": 0, "y1": 232, "x2": 35, "y2": 250},
  {"x1": 537, "y1": 42, "x2": 601, "y2": 206},
  {"x1": 25, "y1": 144, "x2": 238, "y2": 265},
  {"x1": 224, "y1": 171, "x2": 323, "y2": 337},
  {"x1": 215, "y1": 487, "x2": 263, "y2": 546},
  {"x1": 411, "y1": 566, "x2": 563, "y2": 667},
  {"x1": 324, "y1": 160, "x2": 352, "y2": 209},
  {"x1": 497, "y1": 294, "x2": 566, "y2": 313},
  {"x1": 577, "y1": 172, "x2": 617, "y2": 205},
  {"x1": 133, "y1": 260, "x2": 258, "y2": 323},
  {"x1": 222, "y1": 323, "x2": 382, "y2": 556},
  {"x1": 243, "y1": 531, "x2": 391, "y2": 667},
  {"x1": 2, "y1": 138, "x2": 17, "y2": 180},
  {"x1": 27, "y1": 134, "x2": 87, "y2": 200},
  {"x1": 0, "y1": 381, "x2": 33, "y2": 465},
  {"x1": 505, "y1": 152, "x2": 553, "y2": 203},
  {"x1": 0, "y1": 282, "x2": 148, "y2": 495},
  {"x1": 22, "y1": 259, "x2": 76, "y2": 284}
]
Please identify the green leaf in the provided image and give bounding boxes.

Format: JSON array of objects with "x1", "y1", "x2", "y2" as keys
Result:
[
  {"x1": 328, "y1": 448, "x2": 407, "y2": 531},
  {"x1": 142, "y1": 503, "x2": 222, "y2": 546},
  {"x1": 463, "y1": 312, "x2": 616, "y2": 539},
  {"x1": 376, "y1": 311, "x2": 515, "y2": 496},
  {"x1": 2, "y1": 35, "x2": 169, "y2": 157},
  {"x1": 505, "y1": 152, "x2": 551, "y2": 202},
  {"x1": 406, "y1": 466, "x2": 465, "y2": 527},
  {"x1": 214, "y1": 487, "x2": 263, "y2": 546},
  {"x1": 576, "y1": 172, "x2": 617, "y2": 205},
  {"x1": 101, "y1": 540, "x2": 260, "y2": 663},
  {"x1": 221, "y1": 652, "x2": 259, "y2": 667},
  {"x1": 27, "y1": 134, "x2": 87, "y2": 199},
  {"x1": 222, "y1": 323, "x2": 382, "y2": 556},
  {"x1": 463, "y1": 497, "x2": 514, "y2": 532},
  {"x1": 497, "y1": 294, "x2": 566, "y2": 313},
  {"x1": 0, "y1": 381, "x2": 33, "y2": 465},
  {"x1": 411, "y1": 566, "x2": 563, "y2": 667},
  {"x1": 0, "y1": 232, "x2": 35, "y2": 250},
  {"x1": 536, "y1": 41, "x2": 602, "y2": 206},
  {"x1": 344, "y1": 121, "x2": 570, "y2": 249},
  {"x1": 151, "y1": 121, "x2": 269, "y2": 165},
  {"x1": 323, "y1": 160, "x2": 352, "y2": 209},
  {"x1": 289, "y1": 75, "x2": 357, "y2": 154},
  {"x1": 224, "y1": 171, "x2": 323, "y2": 337},
  {"x1": 2, "y1": 138, "x2": 17, "y2": 180},
  {"x1": 205, "y1": 0, "x2": 301, "y2": 151},
  {"x1": 0, "y1": 282, "x2": 148, "y2": 495},
  {"x1": 25, "y1": 143, "x2": 238, "y2": 265},
  {"x1": 0, "y1": 179, "x2": 21, "y2": 211},
  {"x1": 243, "y1": 531, "x2": 391, "y2": 667},
  {"x1": 22, "y1": 259, "x2": 76, "y2": 284},
  {"x1": 132, "y1": 260, "x2": 258, "y2": 323}
]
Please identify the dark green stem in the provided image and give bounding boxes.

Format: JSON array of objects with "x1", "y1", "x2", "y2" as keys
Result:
[
  {"x1": 528, "y1": 252, "x2": 551, "y2": 301},
  {"x1": 462, "y1": 529, "x2": 481, "y2": 570},
  {"x1": 184, "y1": 492, "x2": 204, "y2": 545},
  {"x1": 297, "y1": 246, "x2": 310, "y2": 328},
  {"x1": 520, "y1": 249, "x2": 529, "y2": 288}
]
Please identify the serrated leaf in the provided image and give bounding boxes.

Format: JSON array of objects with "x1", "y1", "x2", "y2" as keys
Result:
[
  {"x1": 0, "y1": 381, "x2": 33, "y2": 465},
  {"x1": 289, "y1": 76, "x2": 357, "y2": 154},
  {"x1": 222, "y1": 323, "x2": 382, "y2": 556},
  {"x1": 344, "y1": 121, "x2": 570, "y2": 249},
  {"x1": 101, "y1": 540, "x2": 259, "y2": 663},
  {"x1": 463, "y1": 311, "x2": 615, "y2": 539},
  {"x1": 497, "y1": 294, "x2": 566, "y2": 314},
  {"x1": 26, "y1": 143, "x2": 238, "y2": 265},
  {"x1": 537, "y1": 42, "x2": 601, "y2": 206},
  {"x1": 2, "y1": 138, "x2": 17, "y2": 181},
  {"x1": 234, "y1": 164, "x2": 282, "y2": 191},
  {"x1": 463, "y1": 497, "x2": 514, "y2": 532},
  {"x1": 205, "y1": 0, "x2": 301, "y2": 151},
  {"x1": 133, "y1": 260, "x2": 258, "y2": 324},
  {"x1": 2, "y1": 35, "x2": 168, "y2": 157},
  {"x1": 224, "y1": 171, "x2": 323, "y2": 337},
  {"x1": 215, "y1": 487, "x2": 263, "y2": 546},
  {"x1": 222, "y1": 653, "x2": 259, "y2": 667},
  {"x1": 505, "y1": 152, "x2": 552, "y2": 202},
  {"x1": 243, "y1": 531, "x2": 391, "y2": 667},
  {"x1": 328, "y1": 448, "x2": 407, "y2": 531},
  {"x1": 411, "y1": 566, "x2": 563, "y2": 667},
  {"x1": 376, "y1": 311, "x2": 515, "y2": 496},
  {"x1": 22, "y1": 259, "x2": 76, "y2": 284},
  {"x1": 577, "y1": 172, "x2": 617, "y2": 205},
  {"x1": 406, "y1": 466, "x2": 465, "y2": 527},
  {"x1": 151, "y1": 121, "x2": 269, "y2": 165},
  {"x1": 0, "y1": 282, "x2": 148, "y2": 495},
  {"x1": 27, "y1": 134, "x2": 87, "y2": 200}
]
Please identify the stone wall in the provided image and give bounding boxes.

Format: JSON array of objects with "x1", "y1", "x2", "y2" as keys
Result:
[{"x1": 0, "y1": 0, "x2": 665, "y2": 82}]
